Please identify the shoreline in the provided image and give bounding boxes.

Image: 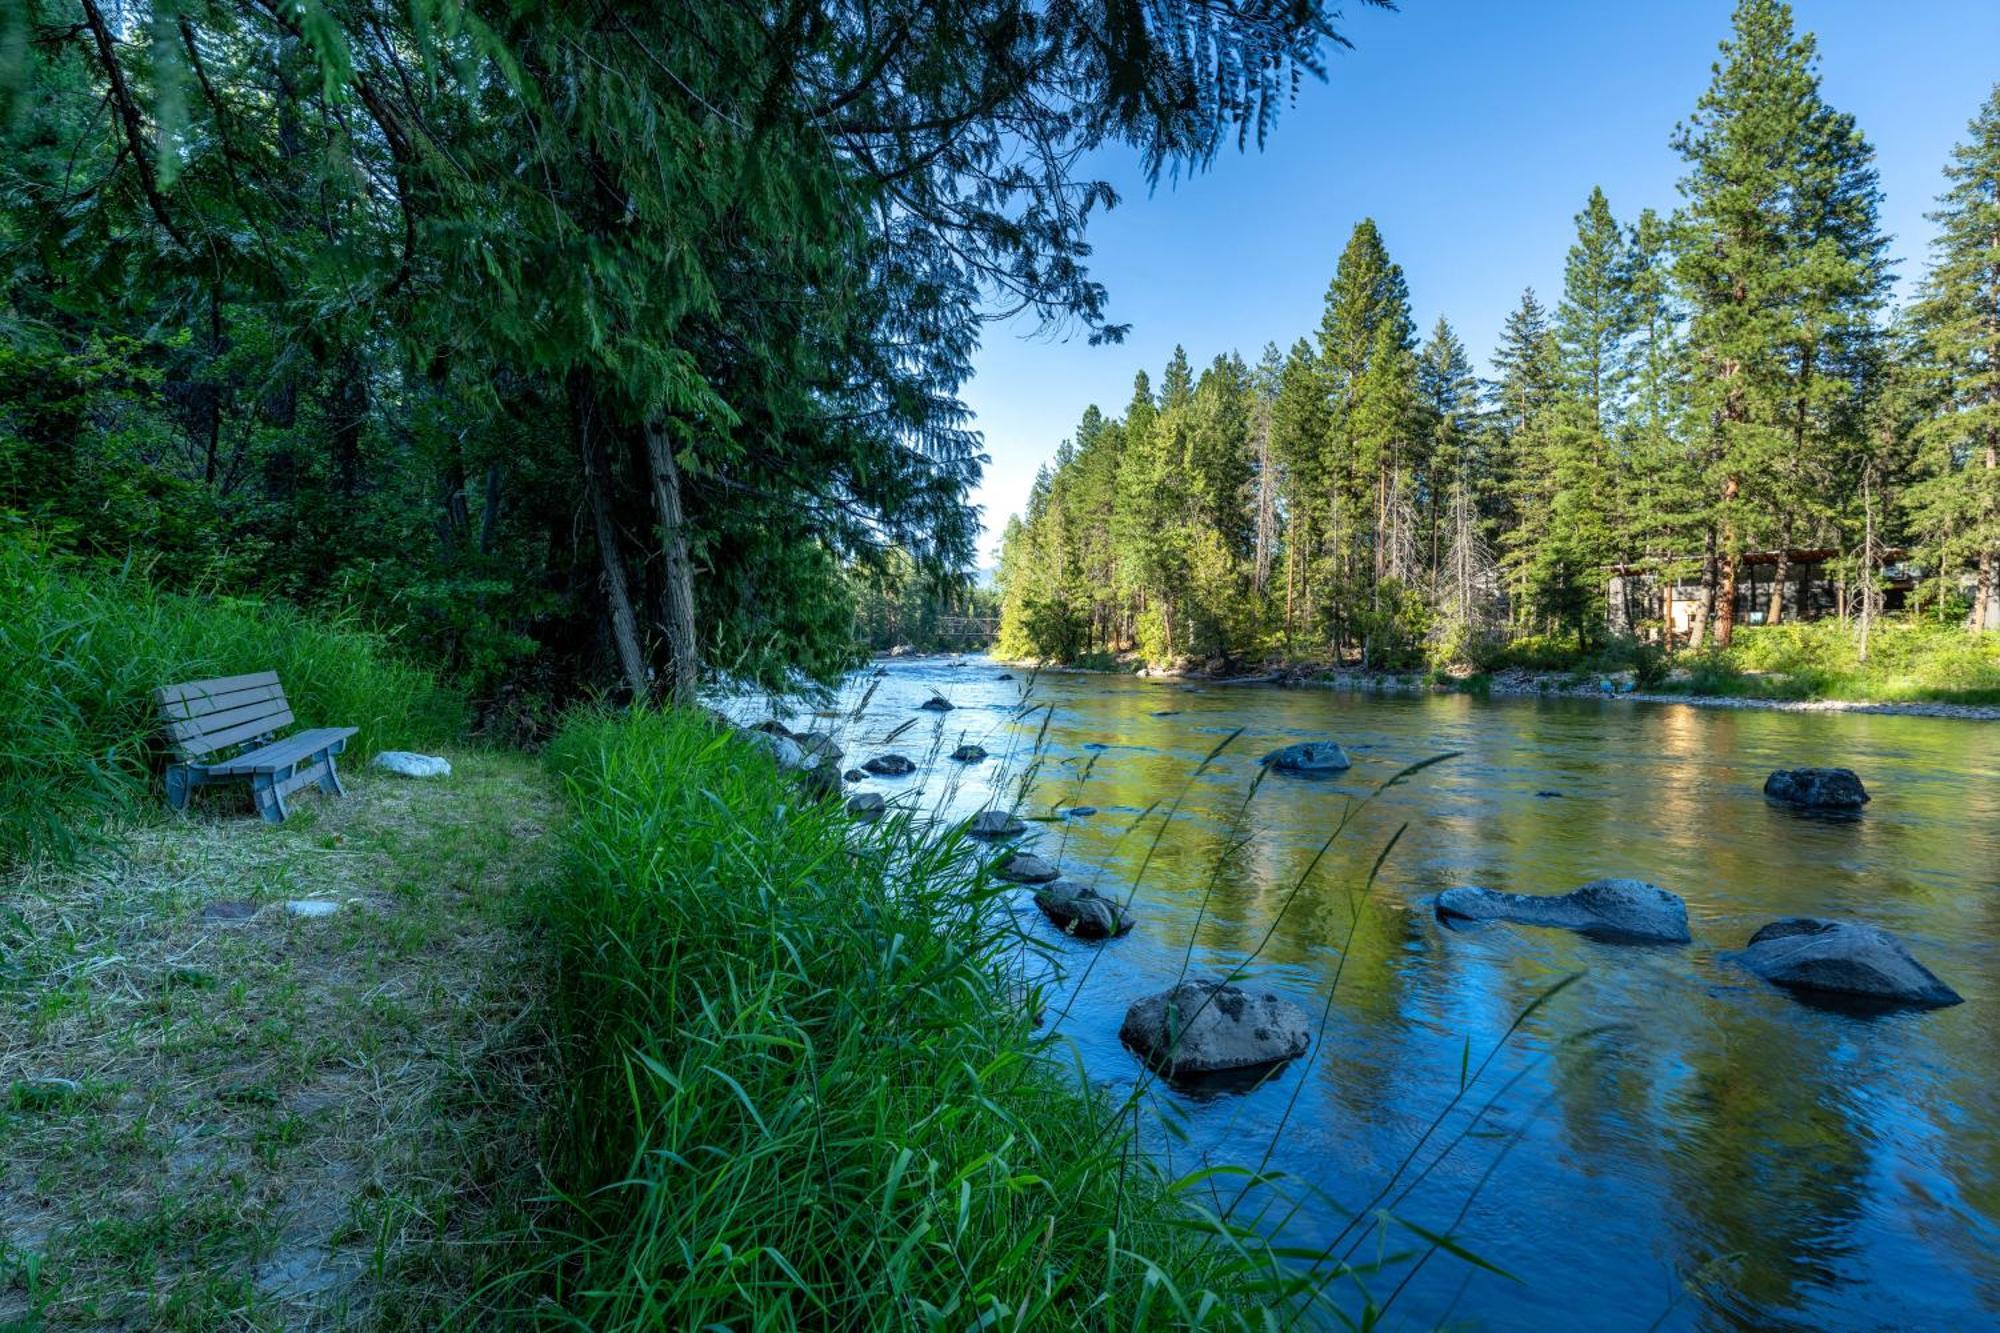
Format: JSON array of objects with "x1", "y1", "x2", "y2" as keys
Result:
[{"x1": 969, "y1": 655, "x2": 2000, "y2": 722}]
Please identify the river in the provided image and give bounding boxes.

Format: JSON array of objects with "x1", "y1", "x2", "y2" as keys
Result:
[{"x1": 768, "y1": 654, "x2": 2000, "y2": 1330}]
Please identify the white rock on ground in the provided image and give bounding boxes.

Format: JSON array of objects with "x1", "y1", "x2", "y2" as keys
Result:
[{"x1": 371, "y1": 751, "x2": 452, "y2": 779}]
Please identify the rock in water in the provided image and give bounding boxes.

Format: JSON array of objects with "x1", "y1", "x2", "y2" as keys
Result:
[
  {"x1": 996, "y1": 673, "x2": 1015, "y2": 681},
  {"x1": 862, "y1": 754, "x2": 916, "y2": 776},
  {"x1": 1066, "y1": 806, "x2": 1097, "y2": 818},
  {"x1": 1764, "y1": 768, "x2": 1869, "y2": 811},
  {"x1": 919, "y1": 694, "x2": 955, "y2": 712},
  {"x1": 1739, "y1": 918, "x2": 1961, "y2": 1007},
  {"x1": 1260, "y1": 741, "x2": 1351, "y2": 773},
  {"x1": 1435, "y1": 879, "x2": 1691, "y2": 944},
  {"x1": 742, "y1": 730, "x2": 806, "y2": 769},
  {"x1": 843, "y1": 768, "x2": 866, "y2": 783},
  {"x1": 372, "y1": 751, "x2": 452, "y2": 779},
  {"x1": 1120, "y1": 979, "x2": 1309, "y2": 1076},
  {"x1": 1032, "y1": 880, "x2": 1133, "y2": 938},
  {"x1": 996, "y1": 851, "x2": 1059, "y2": 884},
  {"x1": 966, "y1": 810, "x2": 1026, "y2": 839},
  {"x1": 846, "y1": 792, "x2": 886, "y2": 823},
  {"x1": 796, "y1": 733, "x2": 844, "y2": 765},
  {"x1": 950, "y1": 743, "x2": 988, "y2": 762}
]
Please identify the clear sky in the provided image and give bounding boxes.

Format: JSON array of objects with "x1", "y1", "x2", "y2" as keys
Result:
[{"x1": 960, "y1": 0, "x2": 2000, "y2": 566}]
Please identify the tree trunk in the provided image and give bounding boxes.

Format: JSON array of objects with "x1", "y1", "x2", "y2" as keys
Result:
[
  {"x1": 576, "y1": 378, "x2": 649, "y2": 702},
  {"x1": 1690, "y1": 529, "x2": 1718, "y2": 651},
  {"x1": 1767, "y1": 547, "x2": 1790, "y2": 627},
  {"x1": 643, "y1": 423, "x2": 701, "y2": 702}
]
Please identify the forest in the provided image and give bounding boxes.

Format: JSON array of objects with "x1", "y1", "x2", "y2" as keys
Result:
[
  {"x1": 2, "y1": 0, "x2": 1366, "y2": 721},
  {"x1": 996, "y1": 5, "x2": 2000, "y2": 674}
]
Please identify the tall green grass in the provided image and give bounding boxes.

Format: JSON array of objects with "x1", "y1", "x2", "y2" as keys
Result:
[
  {"x1": 0, "y1": 527, "x2": 466, "y2": 868},
  {"x1": 1673, "y1": 618, "x2": 2000, "y2": 704},
  {"x1": 515, "y1": 708, "x2": 1313, "y2": 1328}
]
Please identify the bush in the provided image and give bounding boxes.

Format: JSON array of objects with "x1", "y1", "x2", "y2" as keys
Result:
[
  {"x1": 516, "y1": 708, "x2": 1301, "y2": 1327},
  {"x1": 0, "y1": 526, "x2": 465, "y2": 868}
]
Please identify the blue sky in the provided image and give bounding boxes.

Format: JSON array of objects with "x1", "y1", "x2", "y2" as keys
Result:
[{"x1": 960, "y1": 0, "x2": 2000, "y2": 564}]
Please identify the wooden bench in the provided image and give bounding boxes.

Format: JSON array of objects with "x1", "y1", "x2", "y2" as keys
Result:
[{"x1": 155, "y1": 671, "x2": 358, "y2": 824}]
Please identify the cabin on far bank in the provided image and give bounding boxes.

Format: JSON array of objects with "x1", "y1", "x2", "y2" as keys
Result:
[{"x1": 1604, "y1": 547, "x2": 1959, "y2": 639}]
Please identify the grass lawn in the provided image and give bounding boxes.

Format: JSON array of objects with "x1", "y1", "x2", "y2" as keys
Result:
[{"x1": 1, "y1": 751, "x2": 555, "y2": 1330}]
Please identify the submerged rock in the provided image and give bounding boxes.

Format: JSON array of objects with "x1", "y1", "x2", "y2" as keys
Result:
[
  {"x1": 846, "y1": 792, "x2": 886, "y2": 823},
  {"x1": 919, "y1": 694, "x2": 955, "y2": 712},
  {"x1": 1436, "y1": 879, "x2": 1691, "y2": 943},
  {"x1": 1739, "y1": 918, "x2": 1961, "y2": 1007},
  {"x1": 996, "y1": 672, "x2": 1015, "y2": 681},
  {"x1": 950, "y1": 743, "x2": 988, "y2": 762},
  {"x1": 1066, "y1": 806, "x2": 1097, "y2": 818},
  {"x1": 1119, "y1": 979, "x2": 1309, "y2": 1076},
  {"x1": 862, "y1": 753, "x2": 916, "y2": 776},
  {"x1": 966, "y1": 810, "x2": 1026, "y2": 839},
  {"x1": 996, "y1": 851, "x2": 1059, "y2": 884},
  {"x1": 1033, "y1": 880, "x2": 1134, "y2": 939},
  {"x1": 1764, "y1": 768, "x2": 1869, "y2": 811},
  {"x1": 1150, "y1": 710, "x2": 1182, "y2": 717},
  {"x1": 1260, "y1": 741, "x2": 1351, "y2": 773}
]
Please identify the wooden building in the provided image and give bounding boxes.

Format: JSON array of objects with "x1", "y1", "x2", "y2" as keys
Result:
[{"x1": 1606, "y1": 548, "x2": 1924, "y2": 639}]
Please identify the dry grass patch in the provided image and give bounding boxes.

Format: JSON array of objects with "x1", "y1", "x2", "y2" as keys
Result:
[{"x1": 1, "y1": 750, "x2": 557, "y2": 1330}]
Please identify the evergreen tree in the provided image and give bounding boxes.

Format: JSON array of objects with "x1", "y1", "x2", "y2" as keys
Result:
[
  {"x1": 1672, "y1": 0, "x2": 1890, "y2": 644},
  {"x1": 1908, "y1": 84, "x2": 2000, "y2": 632},
  {"x1": 1557, "y1": 187, "x2": 1635, "y2": 428}
]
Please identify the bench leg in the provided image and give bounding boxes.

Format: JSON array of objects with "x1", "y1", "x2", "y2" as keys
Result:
[
  {"x1": 251, "y1": 773, "x2": 289, "y2": 824},
  {"x1": 317, "y1": 750, "x2": 346, "y2": 799},
  {"x1": 165, "y1": 764, "x2": 193, "y2": 812}
]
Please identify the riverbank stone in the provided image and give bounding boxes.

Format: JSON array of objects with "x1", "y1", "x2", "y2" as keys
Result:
[
  {"x1": 1120, "y1": 979, "x2": 1309, "y2": 1076},
  {"x1": 1436, "y1": 879, "x2": 1691, "y2": 943},
  {"x1": 967, "y1": 810, "x2": 1026, "y2": 839},
  {"x1": 996, "y1": 851, "x2": 1059, "y2": 883},
  {"x1": 1261, "y1": 741, "x2": 1351, "y2": 773},
  {"x1": 1739, "y1": 917, "x2": 1961, "y2": 1007},
  {"x1": 1764, "y1": 768, "x2": 1869, "y2": 811},
  {"x1": 372, "y1": 751, "x2": 451, "y2": 779},
  {"x1": 950, "y1": 743, "x2": 988, "y2": 762},
  {"x1": 1032, "y1": 880, "x2": 1133, "y2": 938},
  {"x1": 862, "y1": 753, "x2": 916, "y2": 776},
  {"x1": 846, "y1": 792, "x2": 885, "y2": 823}
]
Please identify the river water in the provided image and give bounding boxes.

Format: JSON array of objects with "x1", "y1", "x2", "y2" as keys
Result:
[{"x1": 768, "y1": 655, "x2": 1999, "y2": 1330}]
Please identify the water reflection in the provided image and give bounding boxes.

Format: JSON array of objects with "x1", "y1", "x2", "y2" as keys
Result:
[{"x1": 734, "y1": 658, "x2": 2000, "y2": 1329}]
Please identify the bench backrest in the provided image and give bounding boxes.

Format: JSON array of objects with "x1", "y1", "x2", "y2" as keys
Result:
[{"x1": 154, "y1": 671, "x2": 294, "y2": 761}]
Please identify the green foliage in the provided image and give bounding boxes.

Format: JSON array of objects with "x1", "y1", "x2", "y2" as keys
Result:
[
  {"x1": 0, "y1": 526, "x2": 464, "y2": 870},
  {"x1": 517, "y1": 707, "x2": 1304, "y2": 1326}
]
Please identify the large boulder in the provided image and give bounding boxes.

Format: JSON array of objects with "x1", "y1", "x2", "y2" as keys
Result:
[
  {"x1": 967, "y1": 810, "x2": 1026, "y2": 839},
  {"x1": 743, "y1": 730, "x2": 806, "y2": 769},
  {"x1": 1435, "y1": 879, "x2": 1691, "y2": 944},
  {"x1": 1764, "y1": 768, "x2": 1869, "y2": 811},
  {"x1": 1032, "y1": 880, "x2": 1134, "y2": 939},
  {"x1": 1119, "y1": 979, "x2": 1309, "y2": 1077},
  {"x1": 996, "y1": 851, "x2": 1059, "y2": 884},
  {"x1": 1261, "y1": 741, "x2": 1351, "y2": 773},
  {"x1": 950, "y1": 743, "x2": 988, "y2": 762},
  {"x1": 846, "y1": 792, "x2": 886, "y2": 823},
  {"x1": 862, "y1": 753, "x2": 916, "y2": 776},
  {"x1": 1739, "y1": 918, "x2": 1961, "y2": 1007}
]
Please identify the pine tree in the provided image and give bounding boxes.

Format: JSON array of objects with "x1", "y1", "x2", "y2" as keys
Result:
[
  {"x1": 1672, "y1": 0, "x2": 1890, "y2": 644},
  {"x1": 1488, "y1": 289, "x2": 1561, "y2": 627},
  {"x1": 1908, "y1": 84, "x2": 2000, "y2": 632},
  {"x1": 1558, "y1": 187, "x2": 1635, "y2": 428}
]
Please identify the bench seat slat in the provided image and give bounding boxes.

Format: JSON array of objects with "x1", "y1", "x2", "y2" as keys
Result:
[
  {"x1": 153, "y1": 671, "x2": 282, "y2": 707},
  {"x1": 201, "y1": 727, "x2": 357, "y2": 776},
  {"x1": 173, "y1": 707, "x2": 296, "y2": 759},
  {"x1": 157, "y1": 681, "x2": 287, "y2": 722}
]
